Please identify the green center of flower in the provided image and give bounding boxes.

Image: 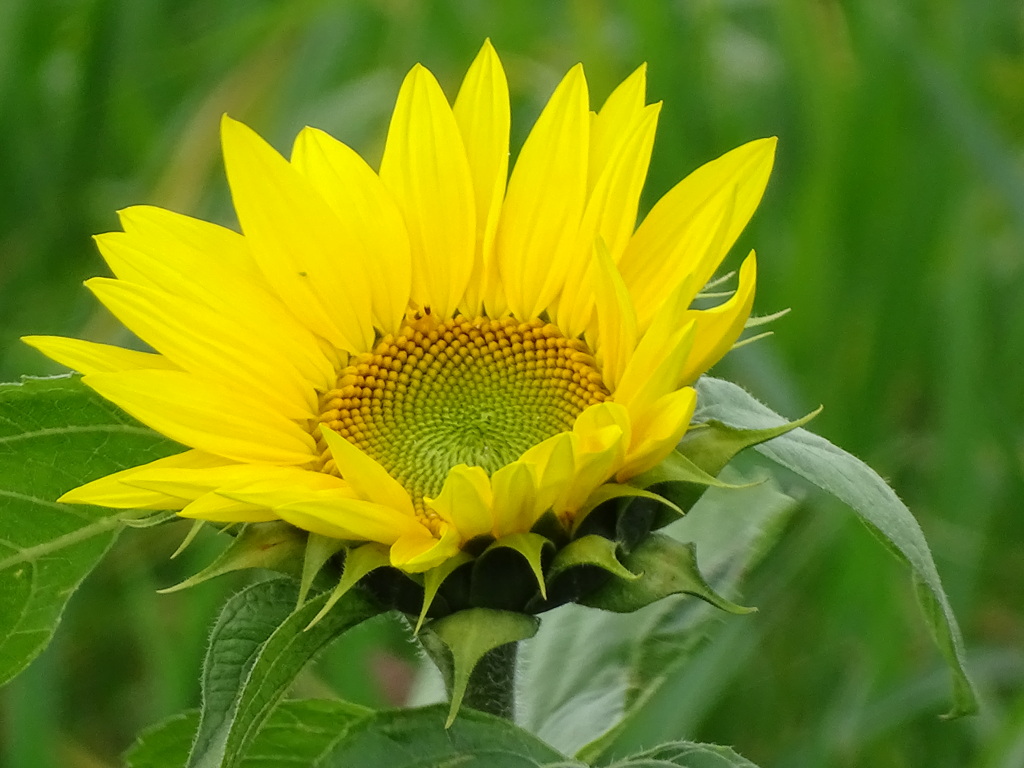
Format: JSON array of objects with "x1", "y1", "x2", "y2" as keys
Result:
[{"x1": 316, "y1": 314, "x2": 608, "y2": 508}]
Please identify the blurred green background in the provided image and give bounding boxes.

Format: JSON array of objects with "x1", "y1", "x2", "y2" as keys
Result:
[{"x1": 2, "y1": 0, "x2": 1023, "y2": 765}]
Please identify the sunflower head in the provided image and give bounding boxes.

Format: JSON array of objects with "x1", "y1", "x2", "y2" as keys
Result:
[{"x1": 25, "y1": 41, "x2": 780, "y2": 627}]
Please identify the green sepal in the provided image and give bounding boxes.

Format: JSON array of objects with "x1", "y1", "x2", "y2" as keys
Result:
[
  {"x1": 633, "y1": 448, "x2": 756, "y2": 491},
  {"x1": 121, "y1": 510, "x2": 179, "y2": 528},
  {"x1": 416, "y1": 551, "x2": 474, "y2": 633},
  {"x1": 573, "y1": 484, "x2": 683, "y2": 538},
  {"x1": 678, "y1": 407, "x2": 822, "y2": 477},
  {"x1": 582, "y1": 532, "x2": 756, "y2": 615},
  {"x1": 530, "y1": 509, "x2": 570, "y2": 547},
  {"x1": 307, "y1": 543, "x2": 390, "y2": 630},
  {"x1": 549, "y1": 534, "x2": 639, "y2": 581},
  {"x1": 630, "y1": 449, "x2": 760, "y2": 517},
  {"x1": 297, "y1": 533, "x2": 345, "y2": 606},
  {"x1": 479, "y1": 532, "x2": 553, "y2": 599},
  {"x1": 157, "y1": 521, "x2": 305, "y2": 594},
  {"x1": 419, "y1": 608, "x2": 539, "y2": 727},
  {"x1": 170, "y1": 519, "x2": 206, "y2": 559}
]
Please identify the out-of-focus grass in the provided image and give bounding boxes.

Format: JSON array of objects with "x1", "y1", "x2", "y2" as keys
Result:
[{"x1": 1, "y1": 1, "x2": 1022, "y2": 766}]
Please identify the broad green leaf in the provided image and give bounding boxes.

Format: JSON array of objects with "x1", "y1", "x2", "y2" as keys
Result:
[
  {"x1": 516, "y1": 473, "x2": 797, "y2": 758},
  {"x1": 0, "y1": 375, "x2": 177, "y2": 686},
  {"x1": 316, "y1": 704, "x2": 573, "y2": 767},
  {"x1": 608, "y1": 741, "x2": 759, "y2": 767},
  {"x1": 187, "y1": 578, "x2": 380, "y2": 768},
  {"x1": 125, "y1": 710, "x2": 196, "y2": 768},
  {"x1": 124, "y1": 699, "x2": 370, "y2": 768},
  {"x1": 694, "y1": 376, "x2": 978, "y2": 717}
]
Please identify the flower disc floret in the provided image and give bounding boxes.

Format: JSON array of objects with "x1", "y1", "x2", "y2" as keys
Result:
[{"x1": 316, "y1": 313, "x2": 609, "y2": 510}]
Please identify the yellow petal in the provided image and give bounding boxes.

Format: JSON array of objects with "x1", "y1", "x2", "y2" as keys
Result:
[
  {"x1": 126, "y1": 462, "x2": 340, "y2": 501},
  {"x1": 178, "y1": 492, "x2": 280, "y2": 523},
  {"x1": 379, "y1": 65, "x2": 476, "y2": 320},
  {"x1": 590, "y1": 240, "x2": 637, "y2": 390},
  {"x1": 117, "y1": 205, "x2": 262, "y2": 281},
  {"x1": 425, "y1": 464, "x2": 494, "y2": 541},
  {"x1": 573, "y1": 401, "x2": 631, "y2": 448},
  {"x1": 453, "y1": 39, "x2": 510, "y2": 316},
  {"x1": 619, "y1": 137, "x2": 776, "y2": 333},
  {"x1": 221, "y1": 115, "x2": 374, "y2": 353},
  {"x1": 319, "y1": 427, "x2": 414, "y2": 516},
  {"x1": 97, "y1": 224, "x2": 335, "y2": 392},
  {"x1": 549, "y1": 401, "x2": 632, "y2": 515},
  {"x1": 520, "y1": 431, "x2": 576, "y2": 514},
  {"x1": 587, "y1": 102, "x2": 660, "y2": 262},
  {"x1": 291, "y1": 127, "x2": 412, "y2": 336},
  {"x1": 22, "y1": 335, "x2": 177, "y2": 375},
  {"x1": 86, "y1": 278, "x2": 317, "y2": 418},
  {"x1": 58, "y1": 450, "x2": 230, "y2": 509},
  {"x1": 557, "y1": 424, "x2": 626, "y2": 515},
  {"x1": 557, "y1": 104, "x2": 660, "y2": 337},
  {"x1": 496, "y1": 64, "x2": 589, "y2": 319},
  {"x1": 275, "y1": 490, "x2": 426, "y2": 543},
  {"x1": 390, "y1": 523, "x2": 461, "y2": 573},
  {"x1": 615, "y1": 319, "x2": 696, "y2": 416},
  {"x1": 618, "y1": 386, "x2": 697, "y2": 480},
  {"x1": 679, "y1": 251, "x2": 757, "y2": 383},
  {"x1": 490, "y1": 461, "x2": 542, "y2": 539},
  {"x1": 83, "y1": 370, "x2": 317, "y2": 465},
  {"x1": 213, "y1": 473, "x2": 351, "y2": 515},
  {"x1": 589, "y1": 64, "x2": 648, "y2": 191}
]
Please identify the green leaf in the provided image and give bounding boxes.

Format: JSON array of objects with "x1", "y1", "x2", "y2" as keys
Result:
[
  {"x1": 187, "y1": 578, "x2": 379, "y2": 768},
  {"x1": 582, "y1": 534, "x2": 755, "y2": 615},
  {"x1": 0, "y1": 375, "x2": 178, "y2": 686},
  {"x1": 694, "y1": 376, "x2": 978, "y2": 717},
  {"x1": 125, "y1": 710, "x2": 196, "y2": 768},
  {"x1": 609, "y1": 741, "x2": 760, "y2": 767},
  {"x1": 124, "y1": 699, "x2": 370, "y2": 768},
  {"x1": 316, "y1": 704, "x2": 572, "y2": 767},
  {"x1": 419, "y1": 608, "x2": 539, "y2": 727}
]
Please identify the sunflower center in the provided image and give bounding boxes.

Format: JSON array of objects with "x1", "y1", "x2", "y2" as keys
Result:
[{"x1": 316, "y1": 314, "x2": 609, "y2": 509}]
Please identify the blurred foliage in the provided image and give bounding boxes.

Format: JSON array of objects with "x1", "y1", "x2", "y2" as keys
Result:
[{"x1": 1, "y1": 0, "x2": 1023, "y2": 766}]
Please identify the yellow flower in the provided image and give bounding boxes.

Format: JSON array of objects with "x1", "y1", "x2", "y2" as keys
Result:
[{"x1": 24, "y1": 41, "x2": 774, "y2": 574}]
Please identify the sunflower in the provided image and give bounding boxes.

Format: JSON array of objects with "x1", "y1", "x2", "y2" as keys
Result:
[{"x1": 24, "y1": 41, "x2": 775, "y2": 575}]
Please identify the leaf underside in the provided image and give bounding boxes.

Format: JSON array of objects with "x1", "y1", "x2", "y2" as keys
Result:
[{"x1": 693, "y1": 376, "x2": 977, "y2": 718}]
